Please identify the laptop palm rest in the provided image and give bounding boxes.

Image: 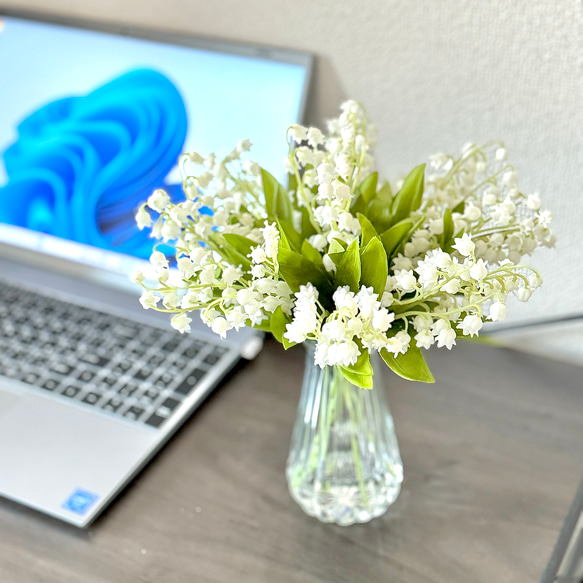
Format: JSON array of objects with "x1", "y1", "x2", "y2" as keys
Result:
[{"x1": 0, "y1": 385, "x2": 158, "y2": 526}]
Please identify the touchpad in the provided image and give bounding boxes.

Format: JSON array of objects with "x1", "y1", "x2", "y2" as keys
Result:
[{"x1": 0, "y1": 389, "x2": 21, "y2": 418}]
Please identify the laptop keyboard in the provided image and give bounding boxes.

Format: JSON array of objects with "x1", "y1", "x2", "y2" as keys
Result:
[{"x1": 0, "y1": 281, "x2": 231, "y2": 429}]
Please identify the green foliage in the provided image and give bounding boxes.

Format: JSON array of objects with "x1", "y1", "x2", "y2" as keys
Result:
[
  {"x1": 222, "y1": 233, "x2": 256, "y2": 256},
  {"x1": 329, "y1": 238, "x2": 347, "y2": 254},
  {"x1": 350, "y1": 173, "x2": 377, "y2": 215},
  {"x1": 380, "y1": 219, "x2": 414, "y2": 259},
  {"x1": 391, "y1": 164, "x2": 426, "y2": 225},
  {"x1": 298, "y1": 206, "x2": 317, "y2": 240},
  {"x1": 452, "y1": 199, "x2": 465, "y2": 214},
  {"x1": 262, "y1": 168, "x2": 292, "y2": 222},
  {"x1": 210, "y1": 233, "x2": 252, "y2": 270},
  {"x1": 301, "y1": 239, "x2": 324, "y2": 267},
  {"x1": 328, "y1": 238, "x2": 348, "y2": 267},
  {"x1": 334, "y1": 238, "x2": 361, "y2": 293},
  {"x1": 250, "y1": 317, "x2": 272, "y2": 332},
  {"x1": 441, "y1": 208, "x2": 453, "y2": 249},
  {"x1": 287, "y1": 171, "x2": 298, "y2": 193},
  {"x1": 359, "y1": 172, "x2": 378, "y2": 205},
  {"x1": 277, "y1": 219, "x2": 303, "y2": 252},
  {"x1": 270, "y1": 306, "x2": 296, "y2": 349},
  {"x1": 366, "y1": 180, "x2": 394, "y2": 233},
  {"x1": 357, "y1": 213, "x2": 380, "y2": 248},
  {"x1": 338, "y1": 347, "x2": 373, "y2": 389},
  {"x1": 360, "y1": 237, "x2": 388, "y2": 297},
  {"x1": 380, "y1": 344, "x2": 435, "y2": 383},
  {"x1": 277, "y1": 246, "x2": 332, "y2": 295}
]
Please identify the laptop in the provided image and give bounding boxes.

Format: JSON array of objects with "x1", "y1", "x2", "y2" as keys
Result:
[{"x1": 0, "y1": 10, "x2": 312, "y2": 527}]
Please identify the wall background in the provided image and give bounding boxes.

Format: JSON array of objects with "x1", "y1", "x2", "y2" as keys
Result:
[{"x1": 2, "y1": 0, "x2": 583, "y2": 359}]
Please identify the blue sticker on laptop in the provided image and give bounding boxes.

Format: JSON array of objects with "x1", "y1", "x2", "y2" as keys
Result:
[{"x1": 62, "y1": 489, "x2": 99, "y2": 515}]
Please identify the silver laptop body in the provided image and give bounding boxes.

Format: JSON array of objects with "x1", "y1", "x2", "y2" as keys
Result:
[{"x1": 0, "y1": 10, "x2": 312, "y2": 527}]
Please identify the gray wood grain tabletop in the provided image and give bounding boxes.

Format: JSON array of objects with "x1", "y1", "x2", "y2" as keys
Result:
[{"x1": 0, "y1": 338, "x2": 581, "y2": 583}]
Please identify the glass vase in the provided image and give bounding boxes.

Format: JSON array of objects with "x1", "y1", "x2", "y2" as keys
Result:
[{"x1": 286, "y1": 343, "x2": 403, "y2": 526}]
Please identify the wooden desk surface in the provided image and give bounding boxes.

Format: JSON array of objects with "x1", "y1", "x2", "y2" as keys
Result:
[{"x1": 0, "y1": 338, "x2": 581, "y2": 583}]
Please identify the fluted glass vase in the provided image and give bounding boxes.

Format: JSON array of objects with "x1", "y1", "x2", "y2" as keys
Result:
[{"x1": 286, "y1": 343, "x2": 403, "y2": 526}]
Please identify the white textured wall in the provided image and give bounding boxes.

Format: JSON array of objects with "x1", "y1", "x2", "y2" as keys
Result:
[{"x1": 3, "y1": 0, "x2": 583, "y2": 353}]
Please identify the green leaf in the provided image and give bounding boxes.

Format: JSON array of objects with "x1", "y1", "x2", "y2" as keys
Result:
[
  {"x1": 338, "y1": 366, "x2": 373, "y2": 388},
  {"x1": 380, "y1": 219, "x2": 413, "y2": 258},
  {"x1": 452, "y1": 199, "x2": 465, "y2": 214},
  {"x1": 262, "y1": 168, "x2": 279, "y2": 217},
  {"x1": 441, "y1": 208, "x2": 453, "y2": 248},
  {"x1": 328, "y1": 236, "x2": 347, "y2": 267},
  {"x1": 328, "y1": 238, "x2": 347, "y2": 254},
  {"x1": 391, "y1": 164, "x2": 425, "y2": 224},
  {"x1": 277, "y1": 226, "x2": 291, "y2": 250},
  {"x1": 277, "y1": 247, "x2": 331, "y2": 293},
  {"x1": 287, "y1": 171, "x2": 297, "y2": 193},
  {"x1": 380, "y1": 344, "x2": 435, "y2": 383},
  {"x1": 359, "y1": 172, "x2": 378, "y2": 204},
  {"x1": 277, "y1": 219, "x2": 303, "y2": 253},
  {"x1": 301, "y1": 239, "x2": 324, "y2": 267},
  {"x1": 222, "y1": 233, "x2": 255, "y2": 257},
  {"x1": 338, "y1": 348, "x2": 373, "y2": 389},
  {"x1": 357, "y1": 213, "x2": 380, "y2": 248},
  {"x1": 277, "y1": 184, "x2": 293, "y2": 222},
  {"x1": 249, "y1": 317, "x2": 272, "y2": 332},
  {"x1": 350, "y1": 193, "x2": 367, "y2": 216},
  {"x1": 366, "y1": 181, "x2": 394, "y2": 232},
  {"x1": 360, "y1": 237, "x2": 388, "y2": 296},
  {"x1": 298, "y1": 205, "x2": 317, "y2": 239},
  {"x1": 376, "y1": 180, "x2": 393, "y2": 201},
  {"x1": 334, "y1": 238, "x2": 361, "y2": 293},
  {"x1": 270, "y1": 306, "x2": 296, "y2": 349},
  {"x1": 391, "y1": 214, "x2": 426, "y2": 259},
  {"x1": 210, "y1": 233, "x2": 251, "y2": 270},
  {"x1": 262, "y1": 168, "x2": 291, "y2": 221}
]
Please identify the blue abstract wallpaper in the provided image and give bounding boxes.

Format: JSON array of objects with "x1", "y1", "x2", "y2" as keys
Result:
[{"x1": 0, "y1": 69, "x2": 187, "y2": 259}]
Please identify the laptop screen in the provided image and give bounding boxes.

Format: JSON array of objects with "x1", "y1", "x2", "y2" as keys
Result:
[{"x1": 0, "y1": 14, "x2": 311, "y2": 273}]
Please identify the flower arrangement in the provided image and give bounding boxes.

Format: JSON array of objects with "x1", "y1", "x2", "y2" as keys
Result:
[{"x1": 133, "y1": 101, "x2": 554, "y2": 388}]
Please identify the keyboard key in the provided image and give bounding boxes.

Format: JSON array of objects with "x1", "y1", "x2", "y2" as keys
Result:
[
  {"x1": 3, "y1": 367, "x2": 18, "y2": 378},
  {"x1": 31, "y1": 355, "x2": 48, "y2": 368},
  {"x1": 161, "y1": 397, "x2": 181, "y2": 412},
  {"x1": 174, "y1": 369, "x2": 206, "y2": 395},
  {"x1": 41, "y1": 378, "x2": 60, "y2": 391},
  {"x1": 21, "y1": 372, "x2": 41, "y2": 385},
  {"x1": 102, "y1": 398, "x2": 123, "y2": 413},
  {"x1": 82, "y1": 392, "x2": 102, "y2": 406},
  {"x1": 147, "y1": 354, "x2": 165, "y2": 367},
  {"x1": 173, "y1": 357, "x2": 190, "y2": 371},
  {"x1": 117, "y1": 382, "x2": 138, "y2": 397},
  {"x1": 123, "y1": 405, "x2": 145, "y2": 421},
  {"x1": 61, "y1": 385, "x2": 81, "y2": 399},
  {"x1": 162, "y1": 341, "x2": 181, "y2": 354},
  {"x1": 78, "y1": 369, "x2": 96, "y2": 383},
  {"x1": 154, "y1": 372, "x2": 175, "y2": 389},
  {"x1": 50, "y1": 361, "x2": 74, "y2": 376},
  {"x1": 79, "y1": 353, "x2": 109, "y2": 367},
  {"x1": 98, "y1": 374, "x2": 118, "y2": 388},
  {"x1": 144, "y1": 387, "x2": 160, "y2": 400},
  {"x1": 130, "y1": 346, "x2": 148, "y2": 358},
  {"x1": 203, "y1": 353, "x2": 221, "y2": 366},
  {"x1": 183, "y1": 345, "x2": 201, "y2": 359},
  {"x1": 135, "y1": 367, "x2": 154, "y2": 381},
  {"x1": 114, "y1": 325, "x2": 138, "y2": 339},
  {"x1": 144, "y1": 413, "x2": 167, "y2": 428}
]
